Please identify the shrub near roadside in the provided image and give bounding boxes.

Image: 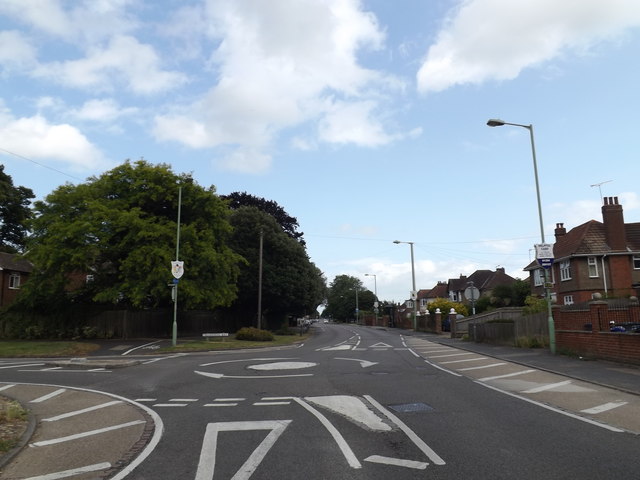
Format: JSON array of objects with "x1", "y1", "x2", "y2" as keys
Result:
[{"x1": 235, "y1": 327, "x2": 274, "y2": 341}]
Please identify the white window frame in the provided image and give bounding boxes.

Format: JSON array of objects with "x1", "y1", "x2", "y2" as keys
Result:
[
  {"x1": 587, "y1": 257, "x2": 598, "y2": 278},
  {"x1": 8, "y1": 273, "x2": 21, "y2": 289},
  {"x1": 634, "y1": 255, "x2": 640, "y2": 270},
  {"x1": 563, "y1": 295, "x2": 574, "y2": 305},
  {"x1": 86, "y1": 274, "x2": 95, "y2": 283},
  {"x1": 559, "y1": 260, "x2": 572, "y2": 281}
]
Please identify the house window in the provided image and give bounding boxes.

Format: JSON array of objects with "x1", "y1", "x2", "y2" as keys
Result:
[
  {"x1": 407, "y1": 300, "x2": 414, "y2": 309},
  {"x1": 563, "y1": 295, "x2": 574, "y2": 305},
  {"x1": 9, "y1": 273, "x2": 21, "y2": 289},
  {"x1": 634, "y1": 256, "x2": 640, "y2": 270},
  {"x1": 533, "y1": 269, "x2": 544, "y2": 286},
  {"x1": 587, "y1": 257, "x2": 598, "y2": 277},
  {"x1": 86, "y1": 274, "x2": 94, "y2": 283},
  {"x1": 559, "y1": 260, "x2": 572, "y2": 281}
]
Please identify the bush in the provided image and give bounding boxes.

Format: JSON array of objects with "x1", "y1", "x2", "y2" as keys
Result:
[{"x1": 235, "y1": 327, "x2": 274, "y2": 341}]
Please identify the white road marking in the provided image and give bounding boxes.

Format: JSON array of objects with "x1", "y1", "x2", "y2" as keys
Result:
[
  {"x1": 521, "y1": 380, "x2": 572, "y2": 394},
  {"x1": 153, "y1": 403, "x2": 187, "y2": 407},
  {"x1": 440, "y1": 357, "x2": 487, "y2": 364},
  {"x1": 319, "y1": 345, "x2": 353, "y2": 351},
  {"x1": 364, "y1": 455, "x2": 428, "y2": 470},
  {"x1": 43, "y1": 400, "x2": 123, "y2": 422},
  {"x1": 292, "y1": 397, "x2": 362, "y2": 469},
  {"x1": 253, "y1": 401, "x2": 291, "y2": 406},
  {"x1": 424, "y1": 359, "x2": 462, "y2": 377},
  {"x1": 30, "y1": 388, "x2": 66, "y2": 403},
  {"x1": 458, "y1": 362, "x2": 507, "y2": 371},
  {"x1": 195, "y1": 370, "x2": 313, "y2": 379},
  {"x1": 1, "y1": 363, "x2": 44, "y2": 369},
  {"x1": 305, "y1": 395, "x2": 391, "y2": 432},
  {"x1": 478, "y1": 370, "x2": 536, "y2": 381},
  {"x1": 408, "y1": 348, "x2": 421, "y2": 358},
  {"x1": 30, "y1": 420, "x2": 146, "y2": 447},
  {"x1": 334, "y1": 358, "x2": 378, "y2": 368},
  {"x1": 477, "y1": 381, "x2": 624, "y2": 432},
  {"x1": 204, "y1": 403, "x2": 237, "y2": 407},
  {"x1": 170, "y1": 398, "x2": 198, "y2": 402},
  {"x1": 200, "y1": 357, "x2": 292, "y2": 367},
  {"x1": 134, "y1": 398, "x2": 156, "y2": 402},
  {"x1": 215, "y1": 397, "x2": 245, "y2": 401},
  {"x1": 195, "y1": 420, "x2": 291, "y2": 480},
  {"x1": 0, "y1": 384, "x2": 15, "y2": 391},
  {"x1": 581, "y1": 401, "x2": 629, "y2": 414},
  {"x1": 364, "y1": 395, "x2": 446, "y2": 465},
  {"x1": 370, "y1": 342, "x2": 393, "y2": 348},
  {"x1": 121, "y1": 340, "x2": 163, "y2": 356},
  {"x1": 42, "y1": 367, "x2": 63, "y2": 371},
  {"x1": 428, "y1": 352, "x2": 476, "y2": 358},
  {"x1": 23, "y1": 462, "x2": 111, "y2": 480},
  {"x1": 247, "y1": 361, "x2": 317, "y2": 370}
]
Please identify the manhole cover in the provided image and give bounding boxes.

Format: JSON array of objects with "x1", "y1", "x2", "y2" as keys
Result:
[{"x1": 388, "y1": 402, "x2": 434, "y2": 413}]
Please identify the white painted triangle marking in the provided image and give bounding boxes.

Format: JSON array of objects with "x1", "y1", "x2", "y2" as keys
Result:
[{"x1": 369, "y1": 342, "x2": 393, "y2": 348}]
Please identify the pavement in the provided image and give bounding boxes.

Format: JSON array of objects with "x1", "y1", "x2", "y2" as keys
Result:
[{"x1": 1, "y1": 334, "x2": 639, "y2": 478}]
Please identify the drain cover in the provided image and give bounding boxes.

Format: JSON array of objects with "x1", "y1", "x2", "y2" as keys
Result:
[{"x1": 388, "y1": 402, "x2": 433, "y2": 413}]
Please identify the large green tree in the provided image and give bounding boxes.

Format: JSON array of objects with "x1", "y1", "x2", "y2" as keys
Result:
[
  {"x1": 223, "y1": 191, "x2": 305, "y2": 246},
  {"x1": 20, "y1": 160, "x2": 243, "y2": 311},
  {"x1": 324, "y1": 275, "x2": 375, "y2": 322},
  {"x1": 225, "y1": 206, "x2": 325, "y2": 328},
  {"x1": 0, "y1": 165, "x2": 34, "y2": 253}
]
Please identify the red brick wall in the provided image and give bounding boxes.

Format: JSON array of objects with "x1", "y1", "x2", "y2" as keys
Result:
[{"x1": 554, "y1": 301, "x2": 640, "y2": 365}]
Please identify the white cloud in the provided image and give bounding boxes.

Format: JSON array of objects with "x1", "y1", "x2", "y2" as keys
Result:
[
  {"x1": 417, "y1": 0, "x2": 640, "y2": 93},
  {"x1": 36, "y1": 35, "x2": 187, "y2": 95},
  {"x1": 69, "y1": 98, "x2": 138, "y2": 122},
  {"x1": 0, "y1": 31, "x2": 38, "y2": 72},
  {"x1": 0, "y1": 0, "x2": 138, "y2": 43},
  {"x1": 154, "y1": 0, "x2": 409, "y2": 171},
  {"x1": 0, "y1": 102, "x2": 107, "y2": 172},
  {"x1": 318, "y1": 100, "x2": 393, "y2": 147}
]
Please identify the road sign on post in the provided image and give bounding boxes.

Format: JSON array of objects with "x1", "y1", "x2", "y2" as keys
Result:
[{"x1": 535, "y1": 243, "x2": 554, "y2": 269}]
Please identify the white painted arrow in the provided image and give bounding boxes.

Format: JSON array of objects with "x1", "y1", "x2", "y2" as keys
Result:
[{"x1": 334, "y1": 358, "x2": 378, "y2": 368}]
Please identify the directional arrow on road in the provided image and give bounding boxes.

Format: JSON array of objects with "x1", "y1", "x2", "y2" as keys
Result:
[{"x1": 334, "y1": 358, "x2": 378, "y2": 368}]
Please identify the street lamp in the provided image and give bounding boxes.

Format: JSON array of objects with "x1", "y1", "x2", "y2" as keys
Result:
[
  {"x1": 487, "y1": 118, "x2": 556, "y2": 354},
  {"x1": 393, "y1": 240, "x2": 417, "y2": 331},
  {"x1": 364, "y1": 273, "x2": 378, "y2": 325}
]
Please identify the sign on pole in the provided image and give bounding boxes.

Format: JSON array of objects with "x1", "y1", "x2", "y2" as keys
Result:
[
  {"x1": 534, "y1": 243, "x2": 554, "y2": 269},
  {"x1": 171, "y1": 261, "x2": 184, "y2": 279}
]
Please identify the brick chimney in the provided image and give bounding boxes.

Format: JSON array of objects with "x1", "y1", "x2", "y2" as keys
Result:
[
  {"x1": 554, "y1": 223, "x2": 566, "y2": 239},
  {"x1": 602, "y1": 196, "x2": 626, "y2": 251}
]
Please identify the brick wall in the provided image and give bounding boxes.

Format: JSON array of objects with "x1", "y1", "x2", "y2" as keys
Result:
[{"x1": 554, "y1": 300, "x2": 640, "y2": 365}]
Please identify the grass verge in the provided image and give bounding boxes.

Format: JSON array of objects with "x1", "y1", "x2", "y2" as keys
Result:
[
  {"x1": 0, "y1": 341, "x2": 100, "y2": 357},
  {"x1": 156, "y1": 333, "x2": 311, "y2": 353},
  {"x1": 0, "y1": 397, "x2": 28, "y2": 454}
]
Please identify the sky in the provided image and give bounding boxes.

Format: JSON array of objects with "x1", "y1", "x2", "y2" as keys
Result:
[{"x1": 1, "y1": 0, "x2": 640, "y2": 304}]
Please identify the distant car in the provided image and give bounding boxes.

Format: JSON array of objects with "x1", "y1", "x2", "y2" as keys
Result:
[{"x1": 323, "y1": 320, "x2": 329, "y2": 324}]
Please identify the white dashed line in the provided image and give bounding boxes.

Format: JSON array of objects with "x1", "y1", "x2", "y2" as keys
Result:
[
  {"x1": 521, "y1": 380, "x2": 572, "y2": 394},
  {"x1": 581, "y1": 401, "x2": 628, "y2": 414}
]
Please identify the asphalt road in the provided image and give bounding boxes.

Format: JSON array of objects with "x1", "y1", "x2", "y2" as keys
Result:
[{"x1": 1, "y1": 324, "x2": 639, "y2": 479}]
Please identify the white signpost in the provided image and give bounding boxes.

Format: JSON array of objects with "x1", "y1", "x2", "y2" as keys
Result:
[{"x1": 535, "y1": 243, "x2": 554, "y2": 269}]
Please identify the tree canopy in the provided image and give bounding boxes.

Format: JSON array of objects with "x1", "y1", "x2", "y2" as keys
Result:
[
  {"x1": 224, "y1": 206, "x2": 325, "y2": 328},
  {"x1": 223, "y1": 191, "x2": 305, "y2": 246},
  {"x1": 323, "y1": 274, "x2": 376, "y2": 322},
  {"x1": 0, "y1": 165, "x2": 34, "y2": 253},
  {"x1": 20, "y1": 160, "x2": 243, "y2": 311}
]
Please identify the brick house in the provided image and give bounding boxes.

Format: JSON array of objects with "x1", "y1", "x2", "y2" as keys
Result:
[
  {"x1": 525, "y1": 197, "x2": 640, "y2": 305},
  {"x1": 447, "y1": 268, "x2": 516, "y2": 305},
  {"x1": 0, "y1": 252, "x2": 33, "y2": 308}
]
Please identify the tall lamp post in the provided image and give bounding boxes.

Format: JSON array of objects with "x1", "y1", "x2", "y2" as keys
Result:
[
  {"x1": 487, "y1": 118, "x2": 556, "y2": 354},
  {"x1": 364, "y1": 273, "x2": 378, "y2": 325},
  {"x1": 393, "y1": 240, "x2": 417, "y2": 331}
]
